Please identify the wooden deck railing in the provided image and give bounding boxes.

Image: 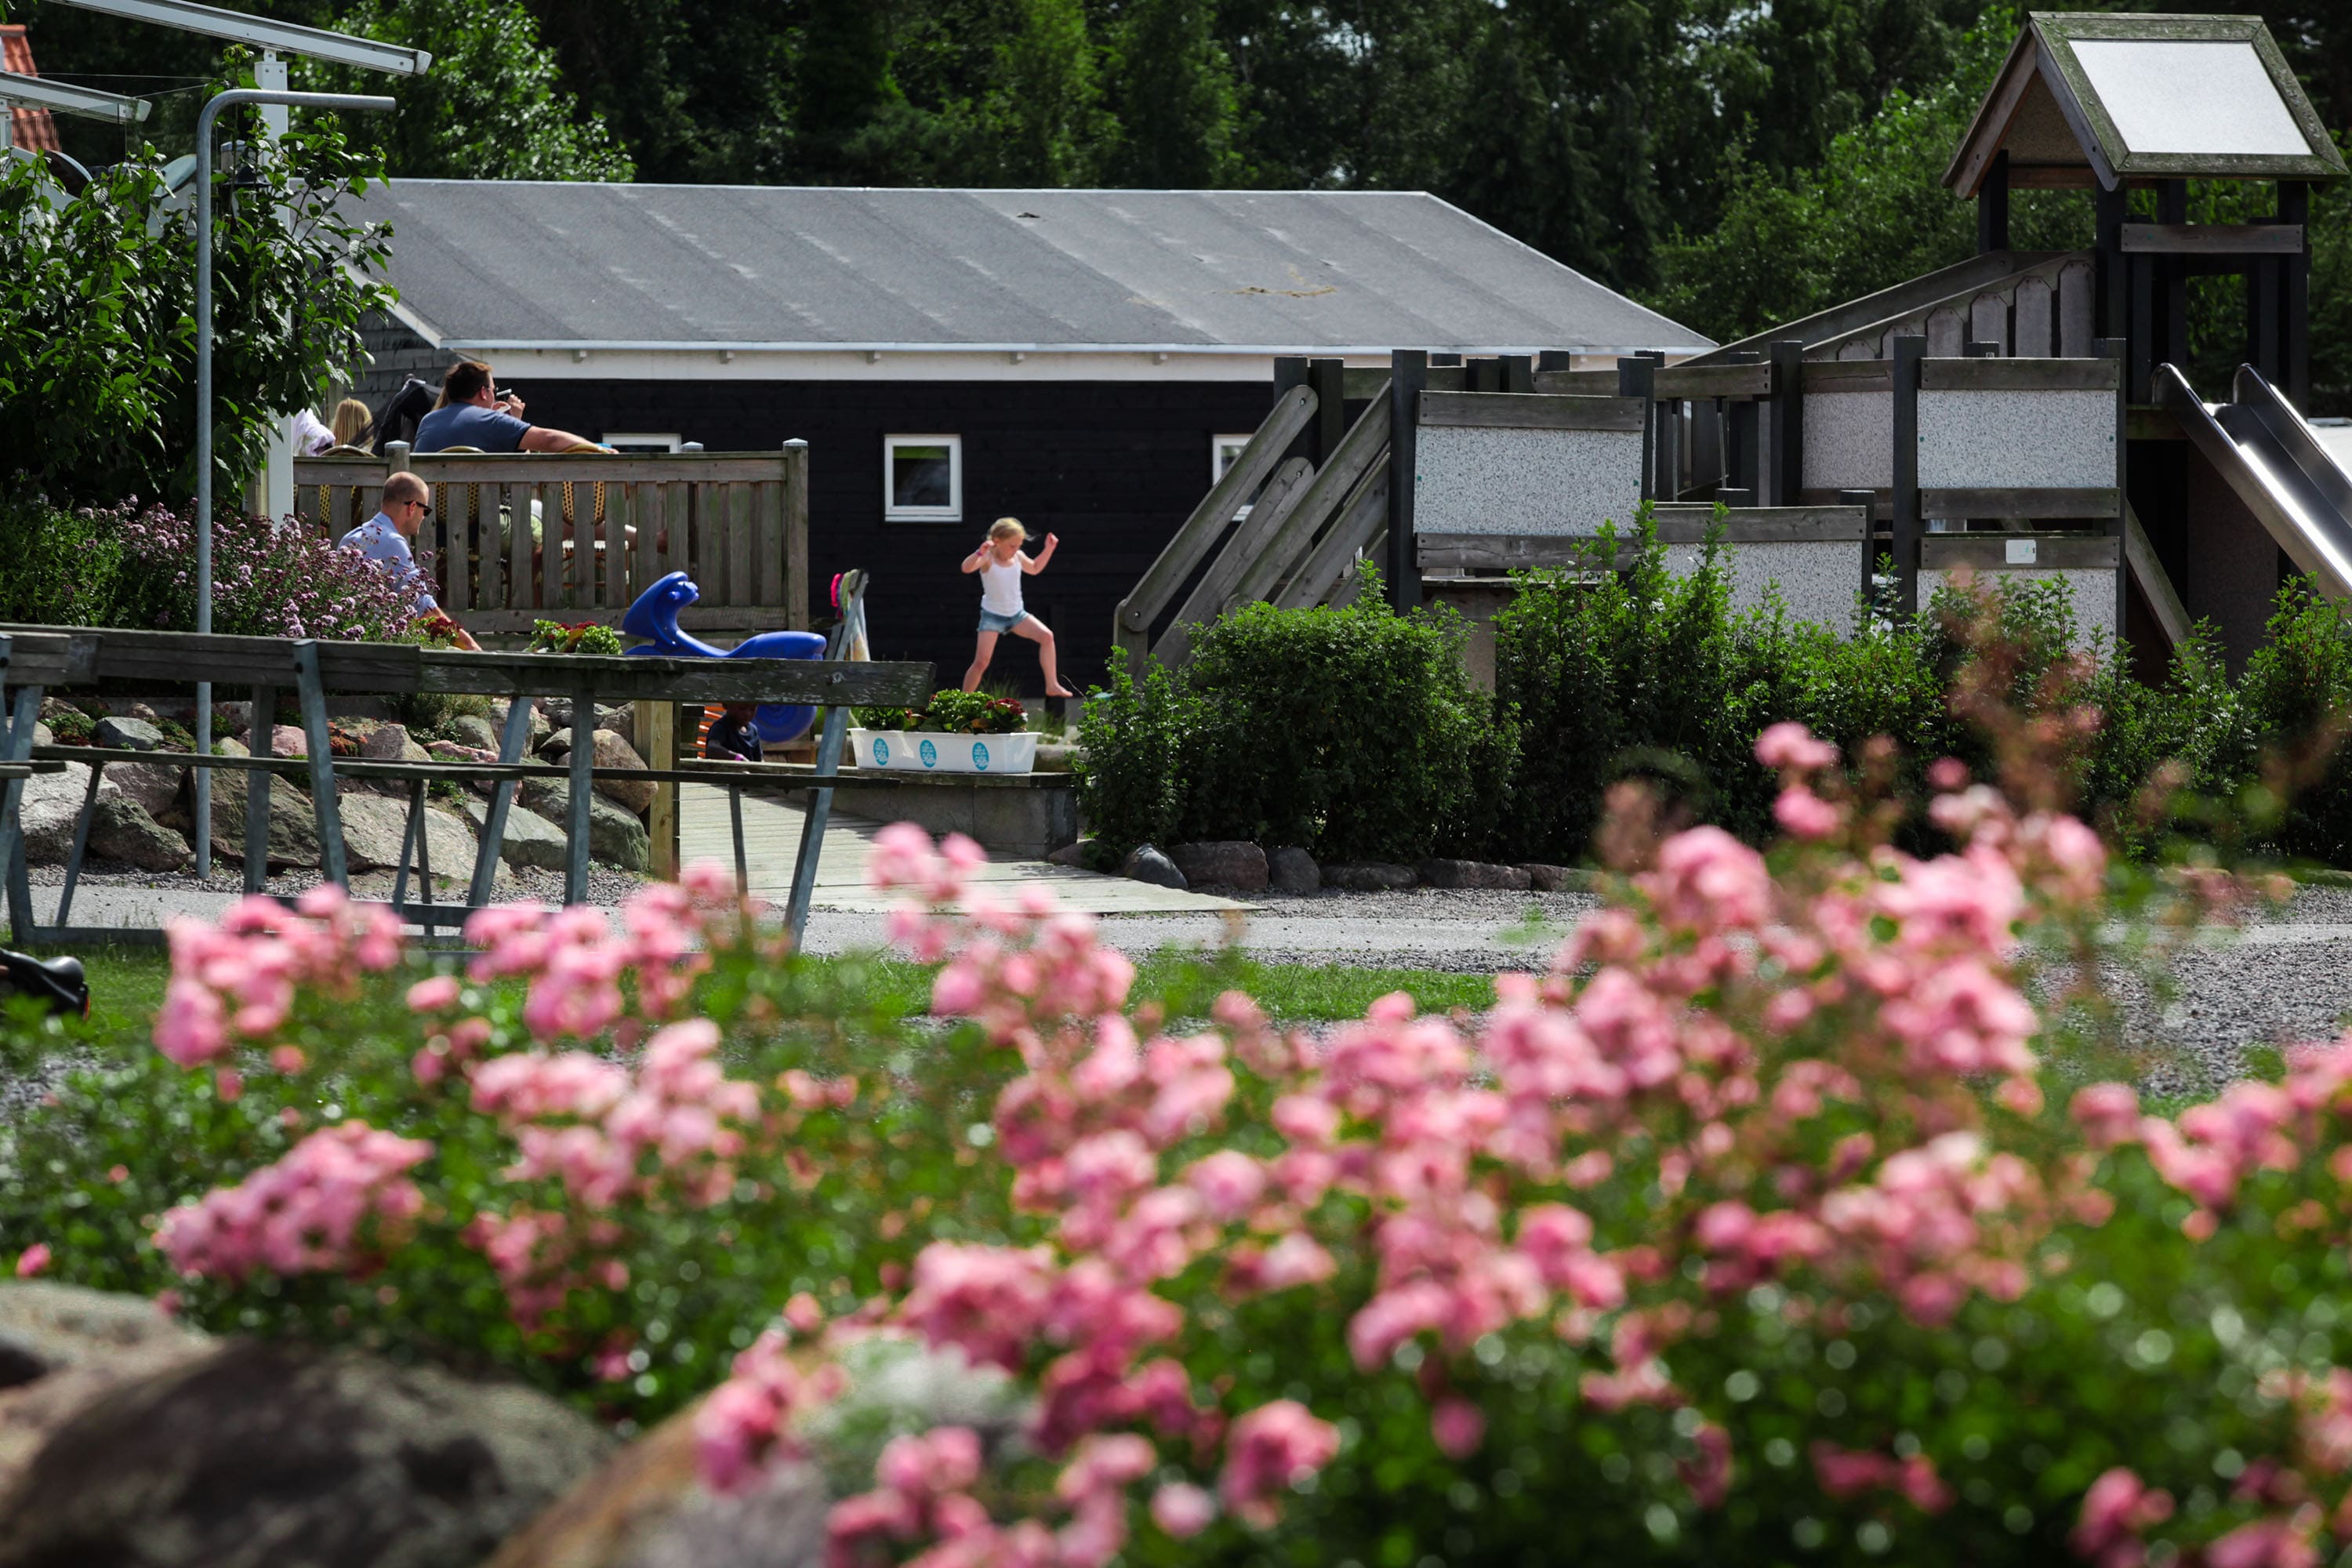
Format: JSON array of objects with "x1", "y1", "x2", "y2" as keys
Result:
[{"x1": 294, "y1": 443, "x2": 810, "y2": 636}]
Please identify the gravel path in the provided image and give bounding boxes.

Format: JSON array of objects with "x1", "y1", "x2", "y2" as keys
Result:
[
  {"x1": 16, "y1": 858, "x2": 652, "y2": 927},
  {"x1": 19, "y1": 863, "x2": 2352, "y2": 1094}
]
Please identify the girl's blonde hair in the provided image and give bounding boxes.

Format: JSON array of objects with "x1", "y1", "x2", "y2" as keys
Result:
[
  {"x1": 989, "y1": 517, "x2": 1026, "y2": 543},
  {"x1": 330, "y1": 397, "x2": 372, "y2": 448}
]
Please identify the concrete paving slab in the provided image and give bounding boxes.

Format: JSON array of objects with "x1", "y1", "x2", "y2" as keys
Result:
[{"x1": 677, "y1": 784, "x2": 1245, "y2": 915}]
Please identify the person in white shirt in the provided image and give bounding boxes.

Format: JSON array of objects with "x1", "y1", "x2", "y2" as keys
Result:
[
  {"x1": 336, "y1": 472, "x2": 483, "y2": 650},
  {"x1": 959, "y1": 517, "x2": 1070, "y2": 695}
]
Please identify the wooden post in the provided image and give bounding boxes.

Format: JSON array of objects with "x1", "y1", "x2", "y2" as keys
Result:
[
  {"x1": 1618, "y1": 356, "x2": 1657, "y2": 503},
  {"x1": 1977, "y1": 149, "x2": 2010, "y2": 253},
  {"x1": 1769, "y1": 341, "x2": 1804, "y2": 506},
  {"x1": 291, "y1": 641, "x2": 348, "y2": 891},
  {"x1": 1842, "y1": 488, "x2": 1879, "y2": 609},
  {"x1": 1726, "y1": 350, "x2": 1761, "y2": 497},
  {"x1": 641, "y1": 698, "x2": 679, "y2": 880},
  {"x1": 1536, "y1": 350, "x2": 1575, "y2": 372},
  {"x1": 564, "y1": 678, "x2": 595, "y2": 906},
  {"x1": 782, "y1": 439, "x2": 811, "y2": 630},
  {"x1": 1646, "y1": 351, "x2": 1676, "y2": 500},
  {"x1": 1891, "y1": 336, "x2": 1925, "y2": 615},
  {"x1": 2099, "y1": 336, "x2": 2129, "y2": 638},
  {"x1": 1468, "y1": 358, "x2": 1501, "y2": 393},
  {"x1": 245, "y1": 682, "x2": 275, "y2": 895},
  {"x1": 2282, "y1": 180, "x2": 2311, "y2": 408},
  {"x1": 1273, "y1": 357, "x2": 1309, "y2": 468},
  {"x1": 468, "y1": 695, "x2": 535, "y2": 909},
  {"x1": 2158, "y1": 180, "x2": 2189, "y2": 380},
  {"x1": 1308, "y1": 358, "x2": 1345, "y2": 467},
  {"x1": 1386, "y1": 351, "x2": 1425, "y2": 613},
  {"x1": 2094, "y1": 182, "x2": 2129, "y2": 347},
  {"x1": 1501, "y1": 354, "x2": 1534, "y2": 394}
]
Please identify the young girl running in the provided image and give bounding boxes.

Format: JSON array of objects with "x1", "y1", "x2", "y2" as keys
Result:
[{"x1": 960, "y1": 518, "x2": 1073, "y2": 696}]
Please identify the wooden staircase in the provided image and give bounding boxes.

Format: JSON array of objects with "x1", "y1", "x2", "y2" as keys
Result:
[{"x1": 1114, "y1": 368, "x2": 1396, "y2": 667}]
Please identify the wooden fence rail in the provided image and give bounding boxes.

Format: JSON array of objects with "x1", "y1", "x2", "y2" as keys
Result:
[{"x1": 294, "y1": 444, "x2": 811, "y2": 637}]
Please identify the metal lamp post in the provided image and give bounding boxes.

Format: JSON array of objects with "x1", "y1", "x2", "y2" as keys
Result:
[{"x1": 191, "y1": 85, "x2": 391, "y2": 876}]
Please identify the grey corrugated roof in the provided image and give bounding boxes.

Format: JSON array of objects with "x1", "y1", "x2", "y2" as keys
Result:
[{"x1": 350, "y1": 181, "x2": 1712, "y2": 354}]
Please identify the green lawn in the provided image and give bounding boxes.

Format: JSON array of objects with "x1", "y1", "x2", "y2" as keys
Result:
[{"x1": 15, "y1": 942, "x2": 1504, "y2": 1056}]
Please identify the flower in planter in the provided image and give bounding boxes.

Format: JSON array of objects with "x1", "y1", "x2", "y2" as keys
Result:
[
  {"x1": 855, "y1": 690, "x2": 1029, "y2": 736},
  {"x1": 525, "y1": 619, "x2": 623, "y2": 656}
]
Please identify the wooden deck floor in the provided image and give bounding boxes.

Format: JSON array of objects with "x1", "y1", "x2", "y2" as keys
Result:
[{"x1": 676, "y1": 783, "x2": 1243, "y2": 914}]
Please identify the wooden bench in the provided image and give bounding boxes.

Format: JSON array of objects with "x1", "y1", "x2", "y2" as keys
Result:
[{"x1": 0, "y1": 626, "x2": 929, "y2": 946}]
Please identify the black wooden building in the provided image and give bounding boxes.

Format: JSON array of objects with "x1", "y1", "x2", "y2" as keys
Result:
[{"x1": 343, "y1": 182, "x2": 1711, "y2": 686}]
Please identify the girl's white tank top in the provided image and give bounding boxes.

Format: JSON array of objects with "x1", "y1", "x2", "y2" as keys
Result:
[{"x1": 981, "y1": 557, "x2": 1025, "y2": 615}]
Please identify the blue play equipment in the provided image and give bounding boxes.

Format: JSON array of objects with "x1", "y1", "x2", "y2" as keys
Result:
[{"x1": 622, "y1": 572, "x2": 826, "y2": 743}]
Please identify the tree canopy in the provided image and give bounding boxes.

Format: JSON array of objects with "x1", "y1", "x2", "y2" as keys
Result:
[{"x1": 14, "y1": 0, "x2": 2352, "y2": 378}]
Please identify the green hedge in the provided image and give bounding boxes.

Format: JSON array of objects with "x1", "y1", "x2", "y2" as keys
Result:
[
  {"x1": 1078, "y1": 514, "x2": 2352, "y2": 870},
  {"x1": 1076, "y1": 593, "x2": 1513, "y2": 863}
]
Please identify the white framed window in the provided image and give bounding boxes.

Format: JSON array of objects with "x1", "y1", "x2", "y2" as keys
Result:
[
  {"x1": 1213, "y1": 434, "x2": 1261, "y2": 518},
  {"x1": 604, "y1": 432, "x2": 682, "y2": 453},
  {"x1": 885, "y1": 435, "x2": 963, "y2": 521},
  {"x1": 1212, "y1": 434, "x2": 1253, "y2": 486}
]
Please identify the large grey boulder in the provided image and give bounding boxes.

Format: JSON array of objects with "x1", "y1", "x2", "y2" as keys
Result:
[
  {"x1": 589, "y1": 731, "x2": 654, "y2": 815},
  {"x1": 0, "y1": 1339, "x2": 612, "y2": 1568},
  {"x1": 457, "y1": 799, "x2": 569, "y2": 873},
  {"x1": 1168, "y1": 840, "x2": 1268, "y2": 893},
  {"x1": 86, "y1": 797, "x2": 192, "y2": 873},
  {"x1": 450, "y1": 713, "x2": 501, "y2": 753},
  {"x1": 332, "y1": 789, "x2": 480, "y2": 881},
  {"x1": 0, "y1": 1284, "x2": 214, "y2": 1490},
  {"x1": 1120, "y1": 844, "x2": 1186, "y2": 890},
  {"x1": 487, "y1": 1340, "x2": 1018, "y2": 1568},
  {"x1": 1323, "y1": 862, "x2": 1417, "y2": 892},
  {"x1": 27, "y1": 724, "x2": 52, "y2": 750},
  {"x1": 1519, "y1": 862, "x2": 1586, "y2": 893},
  {"x1": 1268, "y1": 846, "x2": 1321, "y2": 894},
  {"x1": 107, "y1": 760, "x2": 187, "y2": 820},
  {"x1": 207, "y1": 772, "x2": 322, "y2": 870},
  {"x1": 518, "y1": 779, "x2": 650, "y2": 872},
  {"x1": 1417, "y1": 858, "x2": 1533, "y2": 891},
  {"x1": 92, "y1": 717, "x2": 165, "y2": 753},
  {"x1": 14, "y1": 766, "x2": 121, "y2": 866},
  {"x1": 358, "y1": 723, "x2": 412, "y2": 761}
]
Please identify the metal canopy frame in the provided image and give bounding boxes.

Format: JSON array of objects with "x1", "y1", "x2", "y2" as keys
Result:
[
  {"x1": 1946, "y1": 13, "x2": 2347, "y2": 195},
  {"x1": 0, "y1": 70, "x2": 151, "y2": 124},
  {"x1": 49, "y1": 0, "x2": 431, "y2": 75}
]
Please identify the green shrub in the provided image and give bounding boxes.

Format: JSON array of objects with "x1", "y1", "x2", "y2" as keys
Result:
[
  {"x1": 0, "y1": 495, "x2": 137, "y2": 626},
  {"x1": 1493, "y1": 509, "x2": 1905, "y2": 860},
  {"x1": 2240, "y1": 581, "x2": 2352, "y2": 864},
  {"x1": 1073, "y1": 655, "x2": 1198, "y2": 856},
  {"x1": 1076, "y1": 593, "x2": 1514, "y2": 863}
]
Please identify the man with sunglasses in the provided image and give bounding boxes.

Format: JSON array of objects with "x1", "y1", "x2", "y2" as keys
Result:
[{"x1": 336, "y1": 471, "x2": 485, "y2": 650}]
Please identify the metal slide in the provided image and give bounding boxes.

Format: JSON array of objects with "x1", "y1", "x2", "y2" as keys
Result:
[{"x1": 2154, "y1": 363, "x2": 2352, "y2": 604}]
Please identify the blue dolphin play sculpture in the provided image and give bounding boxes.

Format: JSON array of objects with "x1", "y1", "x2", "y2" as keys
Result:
[{"x1": 622, "y1": 572, "x2": 826, "y2": 743}]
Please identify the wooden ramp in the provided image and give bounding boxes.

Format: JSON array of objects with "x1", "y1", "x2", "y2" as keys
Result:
[{"x1": 677, "y1": 784, "x2": 1244, "y2": 915}]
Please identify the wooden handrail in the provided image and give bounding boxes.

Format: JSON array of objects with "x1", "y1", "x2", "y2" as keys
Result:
[
  {"x1": 1226, "y1": 388, "x2": 1393, "y2": 610},
  {"x1": 1152, "y1": 456, "x2": 1314, "y2": 666},
  {"x1": 1115, "y1": 384, "x2": 1318, "y2": 652},
  {"x1": 0, "y1": 624, "x2": 931, "y2": 706},
  {"x1": 1275, "y1": 454, "x2": 1392, "y2": 609}
]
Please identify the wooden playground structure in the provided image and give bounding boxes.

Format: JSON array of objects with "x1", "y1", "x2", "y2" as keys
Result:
[{"x1": 1123, "y1": 13, "x2": 2348, "y2": 678}]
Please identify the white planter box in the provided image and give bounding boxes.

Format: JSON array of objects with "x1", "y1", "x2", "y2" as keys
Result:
[{"x1": 850, "y1": 728, "x2": 1038, "y2": 775}]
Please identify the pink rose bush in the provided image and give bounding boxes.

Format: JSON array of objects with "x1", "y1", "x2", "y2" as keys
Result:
[{"x1": 20, "y1": 671, "x2": 2352, "y2": 1563}]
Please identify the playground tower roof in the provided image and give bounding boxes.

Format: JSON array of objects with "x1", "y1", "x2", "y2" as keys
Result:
[
  {"x1": 1946, "y1": 12, "x2": 2346, "y2": 197},
  {"x1": 347, "y1": 181, "x2": 1712, "y2": 367}
]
